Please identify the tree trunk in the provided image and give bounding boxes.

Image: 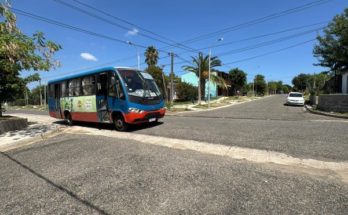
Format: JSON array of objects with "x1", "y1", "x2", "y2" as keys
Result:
[
  {"x1": 198, "y1": 78, "x2": 201, "y2": 104},
  {"x1": 201, "y1": 78, "x2": 206, "y2": 100},
  {"x1": 0, "y1": 102, "x2": 2, "y2": 117}
]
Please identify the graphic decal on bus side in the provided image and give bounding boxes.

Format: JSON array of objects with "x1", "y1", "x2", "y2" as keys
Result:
[{"x1": 60, "y1": 96, "x2": 97, "y2": 112}]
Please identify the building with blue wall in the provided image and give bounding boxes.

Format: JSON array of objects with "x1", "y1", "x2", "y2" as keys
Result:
[{"x1": 181, "y1": 72, "x2": 217, "y2": 98}]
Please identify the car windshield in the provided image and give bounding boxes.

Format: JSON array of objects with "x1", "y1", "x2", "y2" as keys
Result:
[
  {"x1": 118, "y1": 69, "x2": 161, "y2": 98},
  {"x1": 289, "y1": 93, "x2": 303, "y2": 97}
]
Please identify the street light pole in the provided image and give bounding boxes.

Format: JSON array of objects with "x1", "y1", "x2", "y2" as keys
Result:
[
  {"x1": 170, "y1": 52, "x2": 174, "y2": 104},
  {"x1": 127, "y1": 41, "x2": 140, "y2": 70},
  {"x1": 208, "y1": 49, "x2": 211, "y2": 108},
  {"x1": 208, "y1": 38, "x2": 223, "y2": 109}
]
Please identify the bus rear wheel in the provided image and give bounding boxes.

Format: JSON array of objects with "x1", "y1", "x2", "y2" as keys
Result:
[
  {"x1": 65, "y1": 112, "x2": 73, "y2": 126},
  {"x1": 114, "y1": 114, "x2": 128, "y2": 131}
]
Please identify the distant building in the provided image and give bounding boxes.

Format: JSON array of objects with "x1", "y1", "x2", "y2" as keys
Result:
[{"x1": 181, "y1": 71, "x2": 230, "y2": 98}]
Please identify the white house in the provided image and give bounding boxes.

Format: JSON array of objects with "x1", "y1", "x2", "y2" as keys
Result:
[{"x1": 342, "y1": 71, "x2": 348, "y2": 94}]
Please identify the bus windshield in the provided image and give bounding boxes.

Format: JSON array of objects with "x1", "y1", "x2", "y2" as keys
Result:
[{"x1": 118, "y1": 69, "x2": 161, "y2": 102}]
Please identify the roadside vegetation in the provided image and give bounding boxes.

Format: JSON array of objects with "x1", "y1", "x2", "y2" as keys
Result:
[{"x1": 0, "y1": 1, "x2": 61, "y2": 117}]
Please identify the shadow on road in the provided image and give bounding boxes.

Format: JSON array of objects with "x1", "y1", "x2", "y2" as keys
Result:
[
  {"x1": 0, "y1": 151, "x2": 110, "y2": 215},
  {"x1": 53, "y1": 120, "x2": 163, "y2": 132}
]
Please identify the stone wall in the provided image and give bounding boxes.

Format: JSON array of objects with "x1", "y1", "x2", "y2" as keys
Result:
[
  {"x1": 318, "y1": 94, "x2": 348, "y2": 112},
  {"x1": 0, "y1": 117, "x2": 28, "y2": 134}
]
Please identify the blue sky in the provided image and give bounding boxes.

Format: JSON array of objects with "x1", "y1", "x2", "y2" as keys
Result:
[{"x1": 10, "y1": 0, "x2": 348, "y2": 87}]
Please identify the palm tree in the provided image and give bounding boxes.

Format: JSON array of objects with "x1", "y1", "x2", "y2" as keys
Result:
[
  {"x1": 182, "y1": 52, "x2": 225, "y2": 102},
  {"x1": 144, "y1": 46, "x2": 159, "y2": 67}
]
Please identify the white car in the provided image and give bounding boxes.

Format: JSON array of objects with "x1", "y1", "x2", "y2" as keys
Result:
[{"x1": 286, "y1": 92, "x2": 305, "y2": 106}]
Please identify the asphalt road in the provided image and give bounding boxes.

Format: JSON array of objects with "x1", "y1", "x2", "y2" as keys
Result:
[
  {"x1": 1, "y1": 134, "x2": 347, "y2": 214},
  {"x1": 132, "y1": 95, "x2": 348, "y2": 162},
  {"x1": 6, "y1": 95, "x2": 348, "y2": 161}
]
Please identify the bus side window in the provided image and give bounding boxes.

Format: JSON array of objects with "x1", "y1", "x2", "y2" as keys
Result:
[
  {"x1": 108, "y1": 72, "x2": 117, "y2": 97},
  {"x1": 82, "y1": 76, "x2": 95, "y2": 96},
  {"x1": 61, "y1": 81, "x2": 67, "y2": 97},
  {"x1": 74, "y1": 79, "x2": 81, "y2": 96},
  {"x1": 68, "y1": 80, "x2": 74, "y2": 97},
  {"x1": 115, "y1": 75, "x2": 125, "y2": 100}
]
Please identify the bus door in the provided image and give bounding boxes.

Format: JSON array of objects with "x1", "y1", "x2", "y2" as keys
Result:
[
  {"x1": 54, "y1": 83, "x2": 62, "y2": 118},
  {"x1": 107, "y1": 71, "x2": 127, "y2": 115},
  {"x1": 96, "y1": 72, "x2": 109, "y2": 122}
]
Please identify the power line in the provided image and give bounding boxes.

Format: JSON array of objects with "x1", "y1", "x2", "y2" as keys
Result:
[
  {"x1": 223, "y1": 39, "x2": 316, "y2": 65},
  {"x1": 71, "y1": 0, "x2": 198, "y2": 53},
  {"x1": 161, "y1": 0, "x2": 332, "y2": 48},
  {"x1": 193, "y1": 22, "x2": 327, "y2": 51},
  {"x1": 155, "y1": 26, "x2": 323, "y2": 66},
  {"x1": 216, "y1": 27, "x2": 322, "y2": 57},
  {"x1": 41, "y1": 55, "x2": 137, "y2": 81},
  {"x1": 12, "y1": 8, "x2": 151, "y2": 49},
  {"x1": 52, "y1": 0, "x2": 198, "y2": 53}
]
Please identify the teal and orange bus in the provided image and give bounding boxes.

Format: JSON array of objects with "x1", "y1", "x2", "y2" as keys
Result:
[{"x1": 48, "y1": 67, "x2": 166, "y2": 131}]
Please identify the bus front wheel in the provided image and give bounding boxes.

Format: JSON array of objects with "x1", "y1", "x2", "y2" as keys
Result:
[{"x1": 114, "y1": 114, "x2": 128, "y2": 131}]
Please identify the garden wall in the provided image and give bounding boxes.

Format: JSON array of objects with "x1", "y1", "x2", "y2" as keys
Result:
[{"x1": 318, "y1": 94, "x2": 348, "y2": 112}]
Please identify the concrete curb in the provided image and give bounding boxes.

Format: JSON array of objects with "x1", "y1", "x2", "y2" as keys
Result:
[
  {"x1": 0, "y1": 125, "x2": 65, "y2": 152},
  {"x1": 305, "y1": 105, "x2": 348, "y2": 119},
  {"x1": 166, "y1": 96, "x2": 269, "y2": 116}
]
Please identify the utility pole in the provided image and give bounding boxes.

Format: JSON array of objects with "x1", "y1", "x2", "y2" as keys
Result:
[
  {"x1": 170, "y1": 52, "x2": 174, "y2": 104},
  {"x1": 208, "y1": 49, "x2": 211, "y2": 108},
  {"x1": 39, "y1": 79, "x2": 42, "y2": 106},
  {"x1": 198, "y1": 58, "x2": 201, "y2": 104},
  {"x1": 161, "y1": 65, "x2": 168, "y2": 102},
  {"x1": 252, "y1": 81, "x2": 255, "y2": 97}
]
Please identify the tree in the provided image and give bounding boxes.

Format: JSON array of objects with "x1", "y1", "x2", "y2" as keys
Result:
[
  {"x1": 282, "y1": 85, "x2": 292, "y2": 94},
  {"x1": 144, "y1": 65, "x2": 167, "y2": 98},
  {"x1": 182, "y1": 52, "x2": 222, "y2": 102},
  {"x1": 314, "y1": 9, "x2": 348, "y2": 74},
  {"x1": 268, "y1": 81, "x2": 278, "y2": 94},
  {"x1": 228, "y1": 68, "x2": 247, "y2": 95},
  {"x1": 306, "y1": 72, "x2": 330, "y2": 96},
  {"x1": 144, "y1": 46, "x2": 159, "y2": 67},
  {"x1": 175, "y1": 81, "x2": 198, "y2": 101},
  {"x1": 292, "y1": 73, "x2": 310, "y2": 92},
  {"x1": 0, "y1": 2, "x2": 61, "y2": 116},
  {"x1": 313, "y1": 8, "x2": 348, "y2": 92},
  {"x1": 254, "y1": 74, "x2": 266, "y2": 96}
]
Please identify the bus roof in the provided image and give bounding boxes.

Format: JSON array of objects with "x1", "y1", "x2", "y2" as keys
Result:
[{"x1": 48, "y1": 66, "x2": 139, "y2": 84}]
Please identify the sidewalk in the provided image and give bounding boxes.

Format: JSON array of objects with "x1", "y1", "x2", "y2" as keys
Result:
[{"x1": 0, "y1": 113, "x2": 64, "y2": 151}]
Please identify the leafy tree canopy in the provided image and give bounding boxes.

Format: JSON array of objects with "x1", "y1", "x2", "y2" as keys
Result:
[
  {"x1": 228, "y1": 68, "x2": 247, "y2": 94},
  {"x1": 182, "y1": 52, "x2": 222, "y2": 100},
  {"x1": 292, "y1": 73, "x2": 310, "y2": 92},
  {"x1": 144, "y1": 46, "x2": 159, "y2": 67},
  {"x1": 254, "y1": 74, "x2": 267, "y2": 96},
  {"x1": 0, "y1": 1, "x2": 61, "y2": 115},
  {"x1": 313, "y1": 8, "x2": 348, "y2": 74}
]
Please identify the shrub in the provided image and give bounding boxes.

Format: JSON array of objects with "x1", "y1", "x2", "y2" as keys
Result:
[{"x1": 175, "y1": 82, "x2": 198, "y2": 101}]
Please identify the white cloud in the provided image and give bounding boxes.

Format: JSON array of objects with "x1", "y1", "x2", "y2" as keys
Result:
[
  {"x1": 80, "y1": 52, "x2": 98, "y2": 62},
  {"x1": 126, "y1": 28, "x2": 139, "y2": 36}
]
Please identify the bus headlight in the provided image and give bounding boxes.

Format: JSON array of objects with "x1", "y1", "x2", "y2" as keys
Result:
[{"x1": 128, "y1": 108, "x2": 144, "y2": 113}]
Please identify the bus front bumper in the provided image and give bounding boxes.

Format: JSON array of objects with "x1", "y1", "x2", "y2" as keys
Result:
[{"x1": 124, "y1": 108, "x2": 166, "y2": 124}]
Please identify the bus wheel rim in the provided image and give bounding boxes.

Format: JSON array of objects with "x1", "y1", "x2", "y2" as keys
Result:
[{"x1": 116, "y1": 120, "x2": 123, "y2": 129}]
